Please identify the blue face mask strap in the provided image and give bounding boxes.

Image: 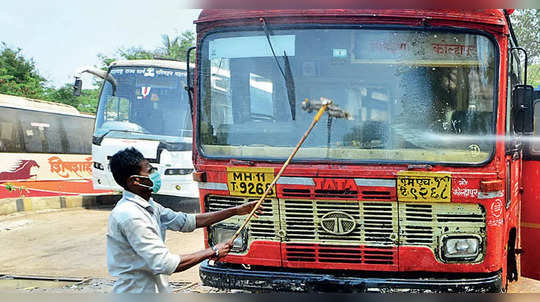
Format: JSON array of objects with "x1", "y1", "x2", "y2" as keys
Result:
[
  {"x1": 130, "y1": 172, "x2": 161, "y2": 193},
  {"x1": 130, "y1": 175, "x2": 153, "y2": 190}
]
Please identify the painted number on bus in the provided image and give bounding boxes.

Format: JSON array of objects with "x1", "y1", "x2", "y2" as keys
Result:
[{"x1": 397, "y1": 171, "x2": 452, "y2": 203}]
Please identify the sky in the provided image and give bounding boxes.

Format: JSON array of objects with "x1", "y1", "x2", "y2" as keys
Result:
[{"x1": 0, "y1": 1, "x2": 201, "y2": 88}]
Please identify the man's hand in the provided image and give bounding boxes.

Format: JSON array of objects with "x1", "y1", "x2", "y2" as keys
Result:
[
  {"x1": 176, "y1": 242, "x2": 233, "y2": 272},
  {"x1": 234, "y1": 200, "x2": 264, "y2": 217},
  {"x1": 196, "y1": 200, "x2": 264, "y2": 228},
  {"x1": 212, "y1": 242, "x2": 233, "y2": 259}
]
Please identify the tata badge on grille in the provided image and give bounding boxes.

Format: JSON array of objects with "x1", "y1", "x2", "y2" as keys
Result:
[{"x1": 320, "y1": 211, "x2": 357, "y2": 235}]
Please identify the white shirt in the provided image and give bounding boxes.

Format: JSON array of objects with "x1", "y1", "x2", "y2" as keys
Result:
[{"x1": 107, "y1": 190, "x2": 196, "y2": 293}]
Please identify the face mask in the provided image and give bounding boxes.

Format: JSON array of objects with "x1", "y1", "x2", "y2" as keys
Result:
[{"x1": 133, "y1": 171, "x2": 162, "y2": 193}]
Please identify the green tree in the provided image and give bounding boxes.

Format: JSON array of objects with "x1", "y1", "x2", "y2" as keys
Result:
[
  {"x1": 117, "y1": 47, "x2": 155, "y2": 60},
  {"x1": 157, "y1": 31, "x2": 195, "y2": 62},
  {"x1": 0, "y1": 42, "x2": 99, "y2": 114},
  {"x1": 510, "y1": 9, "x2": 540, "y2": 85},
  {"x1": 97, "y1": 30, "x2": 195, "y2": 68},
  {"x1": 0, "y1": 42, "x2": 47, "y2": 99},
  {"x1": 511, "y1": 10, "x2": 540, "y2": 62},
  {"x1": 44, "y1": 84, "x2": 99, "y2": 114}
]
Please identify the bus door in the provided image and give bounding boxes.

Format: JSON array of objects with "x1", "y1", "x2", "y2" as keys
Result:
[{"x1": 521, "y1": 98, "x2": 540, "y2": 281}]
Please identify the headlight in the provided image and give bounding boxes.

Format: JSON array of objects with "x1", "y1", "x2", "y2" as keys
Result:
[
  {"x1": 441, "y1": 235, "x2": 482, "y2": 261},
  {"x1": 164, "y1": 168, "x2": 194, "y2": 175},
  {"x1": 208, "y1": 224, "x2": 247, "y2": 253}
]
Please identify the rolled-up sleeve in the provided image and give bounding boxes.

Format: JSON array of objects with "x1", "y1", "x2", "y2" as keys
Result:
[
  {"x1": 159, "y1": 206, "x2": 197, "y2": 233},
  {"x1": 121, "y1": 217, "x2": 180, "y2": 275}
]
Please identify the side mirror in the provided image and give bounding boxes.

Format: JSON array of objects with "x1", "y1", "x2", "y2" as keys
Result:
[
  {"x1": 73, "y1": 78, "x2": 83, "y2": 97},
  {"x1": 512, "y1": 84, "x2": 534, "y2": 134}
]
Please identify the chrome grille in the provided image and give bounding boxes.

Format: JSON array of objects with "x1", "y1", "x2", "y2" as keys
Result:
[
  {"x1": 402, "y1": 204, "x2": 434, "y2": 245},
  {"x1": 400, "y1": 203, "x2": 486, "y2": 247},
  {"x1": 281, "y1": 199, "x2": 398, "y2": 245},
  {"x1": 205, "y1": 193, "x2": 486, "y2": 265},
  {"x1": 283, "y1": 200, "x2": 316, "y2": 240},
  {"x1": 206, "y1": 195, "x2": 244, "y2": 211},
  {"x1": 362, "y1": 202, "x2": 395, "y2": 244},
  {"x1": 402, "y1": 225, "x2": 434, "y2": 245},
  {"x1": 205, "y1": 195, "x2": 278, "y2": 240}
]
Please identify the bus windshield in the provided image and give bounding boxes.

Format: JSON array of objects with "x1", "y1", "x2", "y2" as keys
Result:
[
  {"x1": 199, "y1": 28, "x2": 497, "y2": 164},
  {"x1": 94, "y1": 66, "x2": 191, "y2": 144}
]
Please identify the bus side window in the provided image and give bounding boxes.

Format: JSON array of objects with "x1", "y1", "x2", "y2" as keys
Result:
[
  {"x1": 19, "y1": 111, "x2": 64, "y2": 154},
  {"x1": 61, "y1": 116, "x2": 93, "y2": 154},
  {"x1": 0, "y1": 107, "x2": 24, "y2": 152},
  {"x1": 20, "y1": 111, "x2": 46, "y2": 153},
  {"x1": 41, "y1": 113, "x2": 64, "y2": 154}
]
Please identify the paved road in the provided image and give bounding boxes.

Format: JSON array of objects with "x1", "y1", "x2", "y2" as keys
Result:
[{"x1": 0, "y1": 208, "x2": 538, "y2": 293}]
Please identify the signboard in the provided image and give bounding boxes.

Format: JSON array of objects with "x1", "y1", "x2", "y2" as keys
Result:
[{"x1": 352, "y1": 31, "x2": 492, "y2": 66}]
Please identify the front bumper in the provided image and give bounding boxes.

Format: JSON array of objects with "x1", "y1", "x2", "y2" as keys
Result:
[{"x1": 200, "y1": 261, "x2": 502, "y2": 293}]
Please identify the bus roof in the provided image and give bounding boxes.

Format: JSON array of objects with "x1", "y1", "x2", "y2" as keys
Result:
[
  {"x1": 196, "y1": 9, "x2": 507, "y2": 27},
  {"x1": 0, "y1": 93, "x2": 94, "y2": 118},
  {"x1": 110, "y1": 59, "x2": 190, "y2": 71}
]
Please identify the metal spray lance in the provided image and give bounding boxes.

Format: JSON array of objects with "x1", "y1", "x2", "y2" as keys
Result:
[{"x1": 229, "y1": 97, "x2": 352, "y2": 244}]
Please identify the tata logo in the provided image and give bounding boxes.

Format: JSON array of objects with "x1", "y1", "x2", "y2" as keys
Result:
[
  {"x1": 314, "y1": 178, "x2": 357, "y2": 191},
  {"x1": 320, "y1": 211, "x2": 357, "y2": 235}
]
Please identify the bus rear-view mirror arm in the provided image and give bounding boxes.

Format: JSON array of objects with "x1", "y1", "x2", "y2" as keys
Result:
[
  {"x1": 185, "y1": 46, "x2": 196, "y2": 118},
  {"x1": 72, "y1": 66, "x2": 118, "y2": 97}
]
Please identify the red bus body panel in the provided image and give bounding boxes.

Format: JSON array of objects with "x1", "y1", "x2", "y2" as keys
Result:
[{"x1": 521, "y1": 161, "x2": 540, "y2": 280}]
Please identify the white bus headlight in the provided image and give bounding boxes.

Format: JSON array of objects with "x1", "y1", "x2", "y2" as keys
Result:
[
  {"x1": 441, "y1": 235, "x2": 481, "y2": 261},
  {"x1": 209, "y1": 224, "x2": 247, "y2": 253},
  {"x1": 165, "y1": 168, "x2": 194, "y2": 175}
]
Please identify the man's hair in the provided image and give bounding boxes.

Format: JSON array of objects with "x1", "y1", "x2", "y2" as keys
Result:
[{"x1": 109, "y1": 147, "x2": 145, "y2": 189}]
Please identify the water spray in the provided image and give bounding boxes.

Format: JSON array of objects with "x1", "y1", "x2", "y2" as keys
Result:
[{"x1": 229, "y1": 97, "x2": 352, "y2": 243}]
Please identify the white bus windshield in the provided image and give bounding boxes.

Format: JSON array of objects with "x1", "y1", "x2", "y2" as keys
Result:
[
  {"x1": 199, "y1": 28, "x2": 497, "y2": 164},
  {"x1": 94, "y1": 66, "x2": 191, "y2": 144}
]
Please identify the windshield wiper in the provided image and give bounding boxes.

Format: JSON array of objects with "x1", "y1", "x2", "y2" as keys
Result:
[
  {"x1": 260, "y1": 17, "x2": 296, "y2": 120},
  {"x1": 92, "y1": 129, "x2": 147, "y2": 146}
]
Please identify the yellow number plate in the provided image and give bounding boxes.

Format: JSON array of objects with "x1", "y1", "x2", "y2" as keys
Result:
[
  {"x1": 227, "y1": 167, "x2": 276, "y2": 197},
  {"x1": 397, "y1": 171, "x2": 452, "y2": 202}
]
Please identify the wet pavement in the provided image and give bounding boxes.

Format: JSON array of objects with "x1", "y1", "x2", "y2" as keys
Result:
[
  {"x1": 1, "y1": 207, "x2": 539, "y2": 293},
  {"x1": 0, "y1": 276, "x2": 229, "y2": 293}
]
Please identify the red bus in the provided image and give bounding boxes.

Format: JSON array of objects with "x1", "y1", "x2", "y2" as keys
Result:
[{"x1": 190, "y1": 9, "x2": 540, "y2": 292}]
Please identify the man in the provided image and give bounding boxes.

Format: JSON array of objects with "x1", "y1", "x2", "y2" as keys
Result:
[{"x1": 107, "y1": 147, "x2": 260, "y2": 293}]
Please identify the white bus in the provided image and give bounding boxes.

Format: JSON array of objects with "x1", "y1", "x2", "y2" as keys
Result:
[
  {"x1": 74, "y1": 60, "x2": 198, "y2": 199},
  {"x1": 0, "y1": 94, "x2": 108, "y2": 199}
]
